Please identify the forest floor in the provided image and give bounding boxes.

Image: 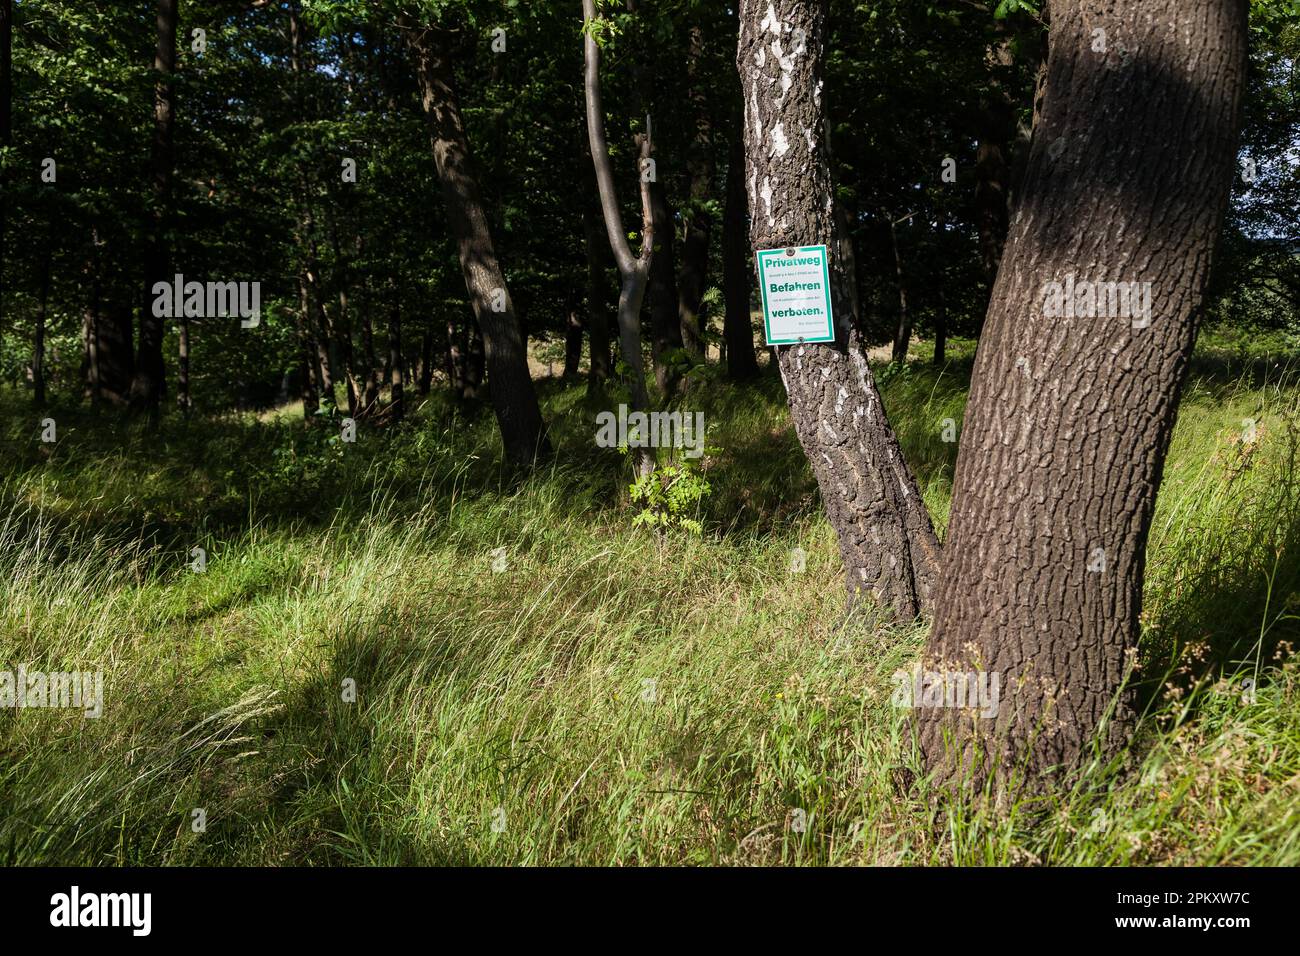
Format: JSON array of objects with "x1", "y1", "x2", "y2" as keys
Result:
[{"x1": 2, "y1": 332, "x2": 1300, "y2": 865}]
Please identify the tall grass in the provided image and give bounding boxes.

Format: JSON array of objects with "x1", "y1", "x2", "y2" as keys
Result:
[{"x1": 1, "y1": 346, "x2": 1298, "y2": 865}]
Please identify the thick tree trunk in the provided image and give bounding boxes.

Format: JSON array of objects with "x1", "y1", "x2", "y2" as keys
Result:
[
  {"x1": 722, "y1": 133, "x2": 759, "y2": 381},
  {"x1": 584, "y1": 0, "x2": 656, "y2": 476},
  {"x1": 407, "y1": 22, "x2": 550, "y2": 466},
  {"x1": 677, "y1": 24, "x2": 713, "y2": 360},
  {"x1": 130, "y1": 0, "x2": 178, "y2": 420},
  {"x1": 737, "y1": 0, "x2": 941, "y2": 619},
  {"x1": 917, "y1": 0, "x2": 1247, "y2": 791}
]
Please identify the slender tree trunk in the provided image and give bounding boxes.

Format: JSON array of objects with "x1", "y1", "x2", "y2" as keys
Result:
[
  {"x1": 329, "y1": 229, "x2": 359, "y2": 415},
  {"x1": 445, "y1": 317, "x2": 465, "y2": 399},
  {"x1": 722, "y1": 133, "x2": 758, "y2": 381},
  {"x1": 360, "y1": 307, "x2": 380, "y2": 411},
  {"x1": 677, "y1": 24, "x2": 713, "y2": 360},
  {"x1": 584, "y1": 0, "x2": 656, "y2": 476},
  {"x1": 33, "y1": 247, "x2": 50, "y2": 407},
  {"x1": 297, "y1": 273, "x2": 319, "y2": 418},
  {"x1": 737, "y1": 0, "x2": 941, "y2": 619},
  {"x1": 835, "y1": 201, "x2": 864, "y2": 340},
  {"x1": 418, "y1": 325, "x2": 433, "y2": 397},
  {"x1": 933, "y1": 211, "x2": 948, "y2": 366},
  {"x1": 889, "y1": 213, "x2": 912, "y2": 363},
  {"x1": 406, "y1": 21, "x2": 550, "y2": 466},
  {"x1": 582, "y1": 190, "x2": 613, "y2": 396},
  {"x1": 917, "y1": 0, "x2": 1247, "y2": 791},
  {"x1": 388, "y1": 291, "x2": 404, "y2": 423},
  {"x1": 130, "y1": 0, "x2": 178, "y2": 420},
  {"x1": 647, "y1": 178, "x2": 683, "y2": 391},
  {"x1": 933, "y1": 287, "x2": 947, "y2": 367},
  {"x1": 563, "y1": 305, "x2": 583, "y2": 378},
  {"x1": 177, "y1": 315, "x2": 189, "y2": 414}
]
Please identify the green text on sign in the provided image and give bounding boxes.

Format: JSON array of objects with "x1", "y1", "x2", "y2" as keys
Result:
[{"x1": 755, "y1": 245, "x2": 835, "y2": 345}]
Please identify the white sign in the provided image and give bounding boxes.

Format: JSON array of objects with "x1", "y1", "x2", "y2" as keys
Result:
[{"x1": 756, "y1": 245, "x2": 835, "y2": 345}]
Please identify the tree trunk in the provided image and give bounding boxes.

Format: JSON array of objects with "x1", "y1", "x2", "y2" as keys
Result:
[
  {"x1": 584, "y1": 0, "x2": 656, "y2": 476},
  {"x1": 296, "y1": 272, "x2": 319, "y2": 418},
  {"x1": 563, "y1": 306, "x2": 583, "y2": 379},
  {"x1": 647, "y1": 178, "x2": 682, "y2": 391},
  {"x1": 33, "y1": 247, "x2": 50, "y2": 407},
  {"x1": 360, "y1": 306, "x2": 380, "y2": 412},
  {"x1": 465, "y1": 317, "x2": 485, "y2": 398},
  {"x1": 722, "y1": 133, "x2": 758, "y2": 381},
  {"x1": 889, "y1": 213, "x2": 912, "y2": 363},
  {"x1": 582, "y1": 191, "x2": 613, "y2": 396},
  {"x1": 130, "y1": 0, "x2": 178, "y2": 420},
  {"x1": 418, "y1": 325, "x2": 433, "y2": 397},
  {"x1": 677, "y1": 24, "x2": 713, "y2": 360},
  {"x1": 177, "y1": 314, "x2": 190, "y2": 414},
  {"x1": 406, "y1": 21, "x2": 550, "y2": 466},
  {"x1": 388, "y1": 292, "x2": 404, "y2": 423},
  {"x1": 737, "y1": 0, "x2": 941, "y2": 619},
  {"x1": 329, "y1": 229, "x2": 360, "y2": 415},
  {"x1": 933, "y1": 286, "x2": 947, "y2": 367},
  {"x1": 98, "y1": 292, "x2": 135, "y2": 408},
  {"x1": 917, "y1": 0, "x2": 1247, "y2": 791}
]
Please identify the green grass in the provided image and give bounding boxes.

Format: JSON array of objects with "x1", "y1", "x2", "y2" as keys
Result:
[{"x1": 2, "y1": 339, "x2": 1299, "y2": 865}]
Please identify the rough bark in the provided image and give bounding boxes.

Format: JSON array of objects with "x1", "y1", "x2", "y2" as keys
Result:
[
  {"x1": 917, "y1": 0, "x2": 1248, "y2": 791},
  {"x1": 407, "y1": 21, "x2": 551, "y2": 466},
  {"x1": 737, "y1": 0, "x2": 941, "y2": 619},
  {"x1": 583, "y1": 0, "x2": 656, "y2": 476},
  {"x1": 722, "y1": 133, "x2": 759, "y2": 380},
  {"x1": 130, "y1": 0, "x2": 178, "y2": 419}
]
